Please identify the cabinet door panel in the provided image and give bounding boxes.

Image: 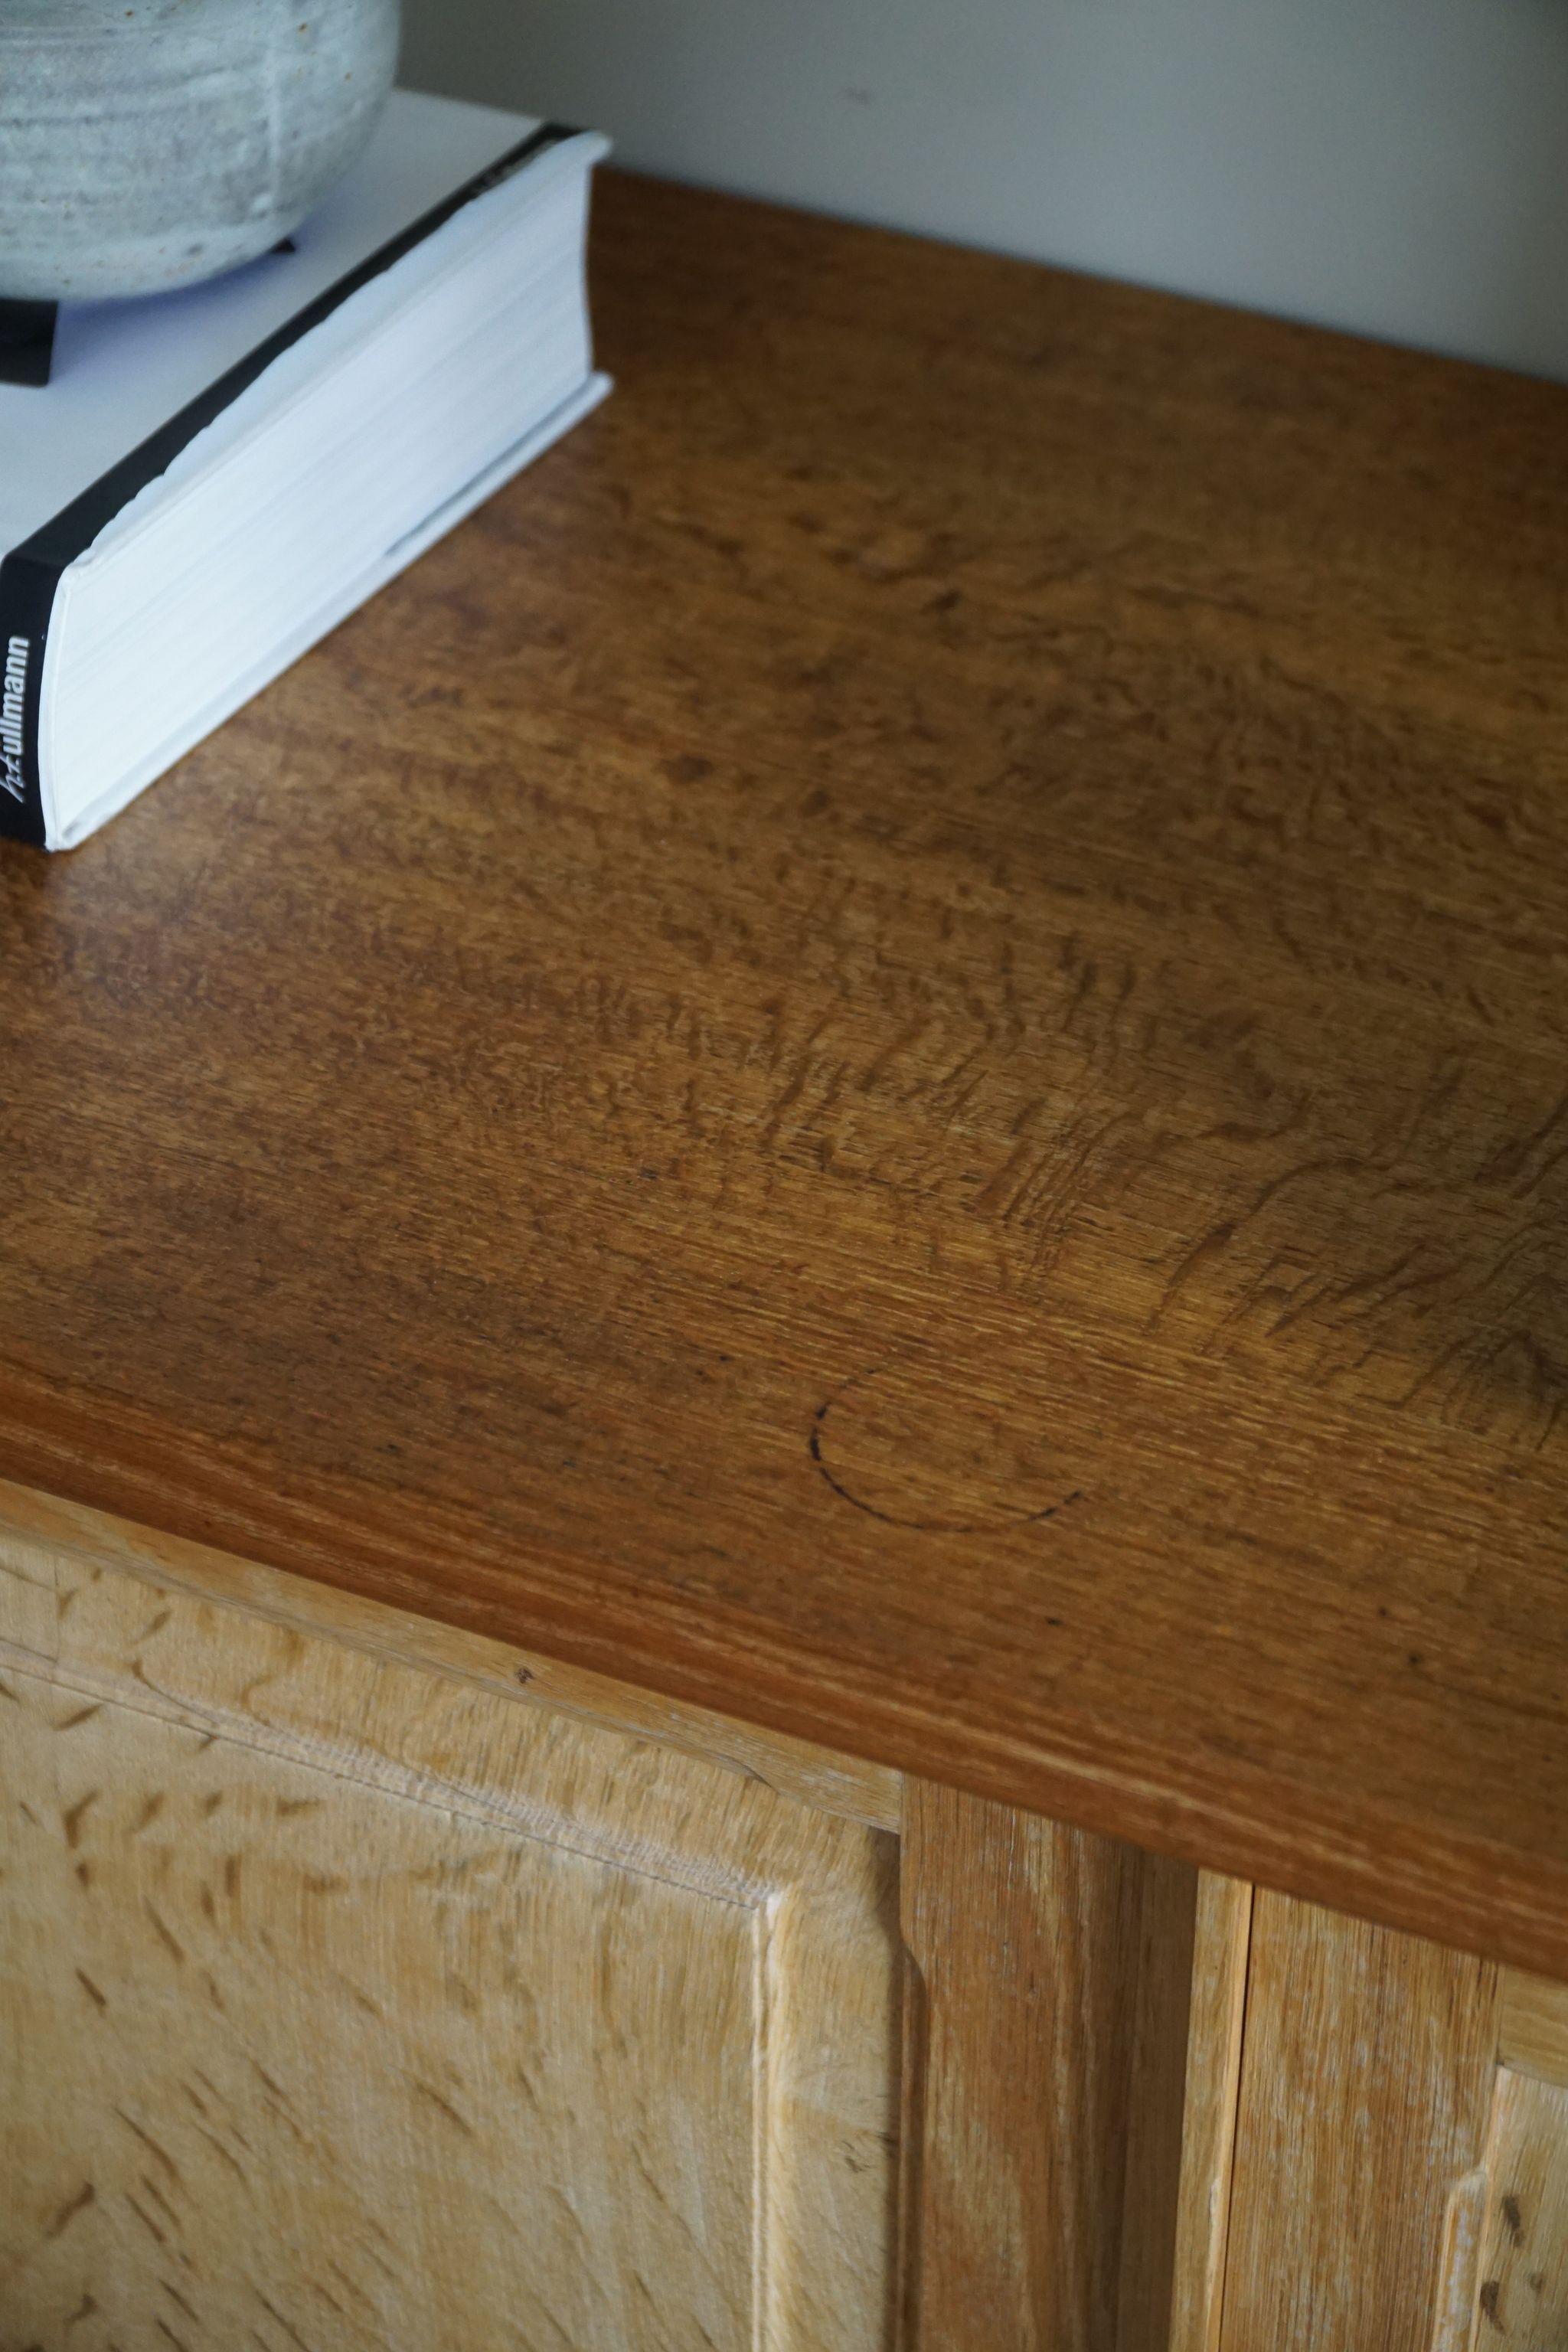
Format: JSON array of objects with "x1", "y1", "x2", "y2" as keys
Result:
[
  {"x1": 1218, "y1": 1892, "x2": 1501, "y2": 2352},
  {"x1": 0, "y1": 1550, "x2": 903, "y2": 2352}
]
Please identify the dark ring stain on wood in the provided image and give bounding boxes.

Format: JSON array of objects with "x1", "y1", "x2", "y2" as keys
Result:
[{"x1": 808, "y1": 1370, "x2": 1086, "y2": 1537}]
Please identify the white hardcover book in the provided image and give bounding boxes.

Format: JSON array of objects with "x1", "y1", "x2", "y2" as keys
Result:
[{"x1": 0, "y1": 90, "x2": 609, "y2": 848}]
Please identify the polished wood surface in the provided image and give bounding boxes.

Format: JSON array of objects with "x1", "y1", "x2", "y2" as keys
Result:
[
  {"x1": 2, "y1": 171, "x2": 1567, "y2": 1965},
  {"x1": 0, "y1": 1527, "x2": 903, "y2": 2348}
]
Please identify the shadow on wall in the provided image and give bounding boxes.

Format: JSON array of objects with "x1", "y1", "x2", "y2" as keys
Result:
[{"x1": 403, "y1": 0, "x2": 1568, "y2": 383}]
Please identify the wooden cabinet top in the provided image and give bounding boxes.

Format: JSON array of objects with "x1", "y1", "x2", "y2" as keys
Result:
[{"x1": 5, "y1": 170, "x2": 1568, "y2": 1972}]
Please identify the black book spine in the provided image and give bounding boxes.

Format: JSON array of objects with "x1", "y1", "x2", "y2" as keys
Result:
[{"x1": 0, "y1": 548, "x2": 54, "y2": 846}]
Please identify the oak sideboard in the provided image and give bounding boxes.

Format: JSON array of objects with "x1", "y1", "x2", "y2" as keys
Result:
[{"x1": 5, "y1": 169, "x2": 1568, "y2": 2350}]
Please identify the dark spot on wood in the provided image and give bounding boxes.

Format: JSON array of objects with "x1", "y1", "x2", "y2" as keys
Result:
[
  {"x1": 252, "y1": 2285, "x2": 319, "y2": 2352},
  {"x1": 191, "y1": 2122, "x2": 247, "y2": 2183},
  {"x1": 114, "y1": 2106, "x2": 185, "y2": 2184},
  {"x1": 62, "y1": 1789, "x2": 99, "y2": 1847},
  {"x1": 1479, "y1": 2278, "x2": 1503, "y2": 2328},
  {"x1": 142, "y1": 1899, "x2": 187, "y2": 1965},
  {"x1": 410, "y1": 2076, "x2": 475, "y2": 2136},
  {"x1": 248, "y1": 2057, "x2": 291, "y2": 2104},
  {"x1": 141, "y1": 2174, "x2": 180, "y2": 2229},
  {"x1": 1502, "y1": 2191, "x2": 1524, "y2": 2243},
  {"x1": 662, "y1": 752, "x2": 713, "y2": 786},
  {"x1": 75, "y1": 1967, "x2": 108, "y2": 2010},
  {"x1": 514, "y1": 1664, "x2": 534, "y2": 1685},
  {"x1": 44, "y1": 2180, "x2": 95, "y2": 2239},
  {"x1": 818, "y1": 1374, "x2": 1086, "y2": 1533}
]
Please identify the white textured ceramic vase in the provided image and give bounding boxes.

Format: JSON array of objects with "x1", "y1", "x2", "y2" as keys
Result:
[{"x1": 0, "y1": 0, "x2": 400, "y2": 302}]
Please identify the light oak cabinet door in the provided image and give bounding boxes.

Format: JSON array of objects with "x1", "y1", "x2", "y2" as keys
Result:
[
  {"x1": 0, "y1": 1544, "x2": 903, "y2": 2352},
  {"x1": 1214, "y1": 1894, "x2": 1568, "y2": 2350},
  {"x1": 11, "y1": 1486, "x2": 1568, "y2": 2352}
]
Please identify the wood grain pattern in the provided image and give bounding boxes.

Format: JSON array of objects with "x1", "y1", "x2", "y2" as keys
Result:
[
  {"x1": 0, "y1": 1472, "x2": 900, "y2": 1831},
  {"x1": 1220, "y1": 1893, "x2": 1502, "y2": 2350},
  {"x1": 1466, "y1": 1973, "x2": 1568, "y2": 2346},
  {"x1": 1166, "y1": 1874, "x2": 1253, "y2": 2352},
  {"x1": 2, "y1": 172, "x2": 1568, "y2": 1960},
  {"x1": 900, "y1": 1781, "x2": 1196, "y2": 2350},
  {"x1": 0, "y1": 1540, "x2": 903, "y2": 2349},
  {"x1": 1432, "y1": 2167, "x2": 1491, "y2": 2352},
  {"x1": 1472, "y1": 2070, "x2": 1568, "y2": 2347},
  {"x1": 1114, "y1": 1852, "x2": 1207, "y2": 2352},
  {"x1": 1499, "y1": 1968, "x2": 1568, "y2": 2088}
]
